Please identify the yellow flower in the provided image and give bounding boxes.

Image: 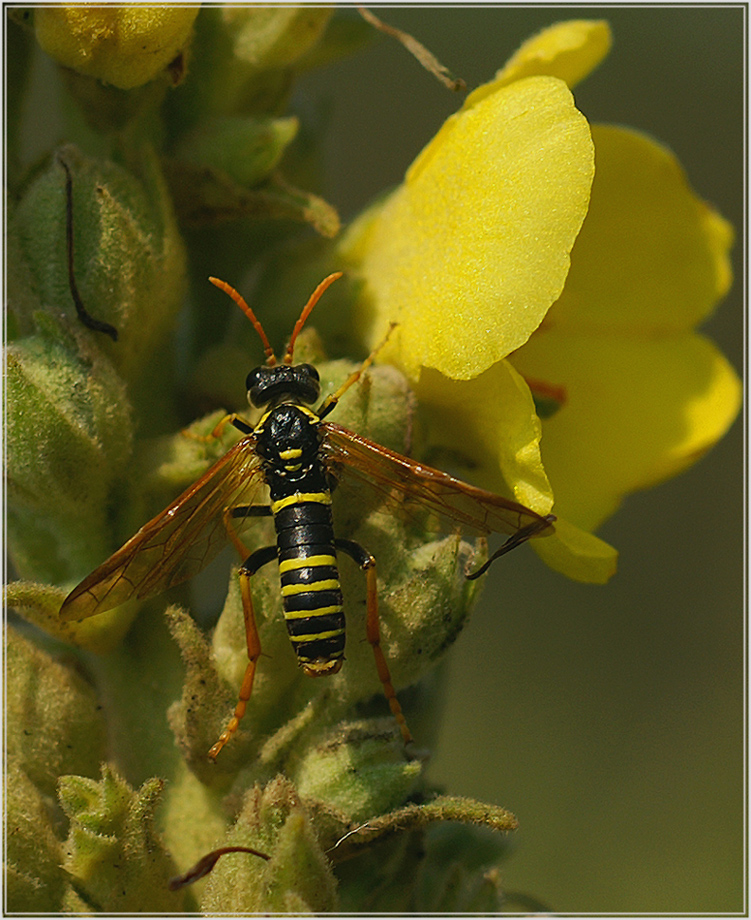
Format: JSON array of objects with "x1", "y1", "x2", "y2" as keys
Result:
[
  {"x1": 338, "y1": 21, "x2": 740, "y2": 583},
  {"x1": 34, "y1": 6, "x2": 199, "y2": 90}
]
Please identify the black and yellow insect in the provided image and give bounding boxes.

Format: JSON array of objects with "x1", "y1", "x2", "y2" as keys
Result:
[{"x1": 60, "y1": 272, "x2": 555, "y2": 760}]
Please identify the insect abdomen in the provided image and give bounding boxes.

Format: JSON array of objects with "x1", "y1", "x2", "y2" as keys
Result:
[{"x1": 271, "y1": 494, "x2": 345, "y2": 673}]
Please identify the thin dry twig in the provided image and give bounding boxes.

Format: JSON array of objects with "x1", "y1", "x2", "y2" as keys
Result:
[{"x1": 358, "y1": 7, "x2": 467, "y2": 92}]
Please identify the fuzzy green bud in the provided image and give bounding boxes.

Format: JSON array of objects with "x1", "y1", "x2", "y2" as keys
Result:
[
  {"x1": 6, "y1": 761, "x2": 66, "y2": 912},
  {"x1": 169, "y1": 7, "x2": 333, "y2": 126},
  {"x1": 6, "y1": 626, "x2": 107, "y2": 795},
  {"x1": 175, "y1": 114, "x2": 299, "y2": 189},
  {"x1": 58, "y1": 765, "x2": 185, "y2": 912},
  {"x1": 6, "y1": 323, "x2": 133, "y2": 587},
  {"x1": 225, "y1": 7, "x2": 334, "y2": 69},
  {"x1": 9, "y1": 145, "x2": 186, "y2": 384},
  {"x1": 200, "y1": 776, "x2": 337, "y2": 913},
  {"x1": 288, "y1": 720, "x2": 423, "y2": 823},
  {"x1": 166, "y1": 605, "x2": 246, "y2": 786},
  {"x1": 34, "y1": 6, "x2": 199, "y2": 90}
]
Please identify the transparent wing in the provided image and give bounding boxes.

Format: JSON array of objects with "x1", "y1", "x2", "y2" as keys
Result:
[
  {"x1": 321, "y1": 422, "x2": 554, "y2": 540},
  {"x1": 60, "y1": 435, "x2": 265, "y2": 621}
]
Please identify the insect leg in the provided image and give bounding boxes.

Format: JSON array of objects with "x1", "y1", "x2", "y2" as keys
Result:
[
  {"x1": 183, "y1": 413, "x2": 253, "y2": 443},
  {"x1": 208, "y1": 543, "x2": 277, "y2": 761},
  {"x1": 220, "y1": 504, "x2": 271, "y2": 560},
  {"x1": 317, "y1": 323, "x2": 398, "y2": 420},
  {"x1": 336, "y1": 538, "x2": 414, "y2": 747}
]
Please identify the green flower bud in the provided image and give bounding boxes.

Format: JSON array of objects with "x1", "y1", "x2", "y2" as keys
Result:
[
  {"x1": 166, "y1": 605, "x2": 245, "y2": 786},
  {"x1": 6, "y1": 325, "x2": 133, "y2": 586},
  {"x1": 226, "y1": 7, "x2": 334, "y2": 69},
  {"x1": 58, "y1": 765, "x2": 185, "y2": 912},
  {"x1": 175, "y1": 114, "x2": 299, "y2": 189},
  {"x1": 6, "y1": 760, "x2": 66, "y2": 912},
  {"x1": 165, "y1": 158, "x2": 340, "y2": 238},
  {"x1": 318, "y1": 359, "x2": 415, "y2": 455},
  {"x1": 9, "y1": 145, "x2": 187, "y2": 384},
  {"x1": 34, "y1": 6, "x2": 199, "y2": 90},
  {"x1": 266, "y1": 808, "x2": 338, "y2": 913},
  {"x1": 169, "y1": 7, "x2": 333, "y2": 126},
  {"x1": 6, "y1": 625, "x2": 107, "y2": 795},
  {"x1": 200, "y1": 776, "x2": 337, "y2": 913},
  {"x1": 288, "y1": 720, "x2": 423, "y2": 823}
]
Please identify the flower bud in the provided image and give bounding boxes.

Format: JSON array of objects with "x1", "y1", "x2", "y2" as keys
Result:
[
  {"x1": 34, "y1": 6, "x2": 199, "y2": 90},
  {"x1": 58, "y1": 766, "x2": 185, "y2": 912},
  {"x1": 175, "y1": 114, "x2": 299, "y2": 189},
  {"x1": 6, "y1": 626, "x2": 107, "y2": 795},
  {"x1": 289, "y1": 719, "x2": 423, "y2": 823},
  {"x1": 6, "y1": 761, "x2": 65, "y2": 912},
  {"x1": 6, "y1": 326, "x2": 133, "y2": 586},
  {"x1": 9, "y1": 145, "x2": 187, "y2": 384},
  {"x1": 170, "y1": 7, "x2": 332, "y2": 125},
  {"x1": 200, "y1": 776, "x2": 336, "y2": 913}
]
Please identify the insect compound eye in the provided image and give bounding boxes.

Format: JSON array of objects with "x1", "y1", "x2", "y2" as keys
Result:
[
  {"x1": 295, "y1": 364, "x2": 321, "y2": 403},
  {"x1": 298, "y1": 363, "x2": 319, "y2": 382},
  {"x1": 246, "y1": 366, "x2": 267, "y2": 406}
]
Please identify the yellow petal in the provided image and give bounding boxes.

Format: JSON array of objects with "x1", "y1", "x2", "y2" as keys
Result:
[
  {"x1": 547, "y1": 125, "x2": 734, "y2": 333},
  {"x1": 416, "y1": 361, "x2": 553, "y2": 515},
  {"x1": 532, "y1": 517, "x2": 618, "y2": 584},
  {"x1": 416, "y1": 362, "x2": 618, "y2": 584},
  {"x1": 342, "y1": 76, "x2": 594, "y2": 380},
  {"x1": 423, "y1": 20, "x2": 610, "y2": 158},
  {"x1": 477, "y1": 19, "x2": 612, "y2": 98},
  {"x1": 511, "y1": 329, "x2": 742, "y2": 531}
]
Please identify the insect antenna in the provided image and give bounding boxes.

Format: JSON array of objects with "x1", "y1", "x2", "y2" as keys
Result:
[
  {"x1": 283, "y1": 271, "x2": 344, "y2": 364},
  {"x1": 209, "y1": 276, "x2": 277, "y2": 365}
]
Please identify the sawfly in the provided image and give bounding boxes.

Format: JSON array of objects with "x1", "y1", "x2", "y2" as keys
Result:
[{"x1": 60, "y1": 272, "x2": 555, "y2": 759}]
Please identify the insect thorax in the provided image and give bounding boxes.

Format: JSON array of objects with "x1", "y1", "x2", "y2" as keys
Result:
[{"x1": 256, "y1": 403, "x2": 327, "y2": 497}]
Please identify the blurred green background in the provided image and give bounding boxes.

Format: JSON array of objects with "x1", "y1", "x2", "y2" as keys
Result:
[
  {"x1": 16, "y1": 6, "x2": 744, "y2": 914},
  {"x1": 299, "y1": 7, "x2": 744, "y2": 914}
]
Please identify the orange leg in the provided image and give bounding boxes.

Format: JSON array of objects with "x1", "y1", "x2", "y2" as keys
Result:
[
  {"x1": 208, "y1": 544, "x2": 277, "y2": 761},
  {"x1": 337, "y1": 539, "x2": 413, "y2": 746},
  {"x1": 182, "y1": 412, "x2": 253, "y2": 444},
  {"x1": 317, "y1": 323, "x2": 397, "y2": 420}
]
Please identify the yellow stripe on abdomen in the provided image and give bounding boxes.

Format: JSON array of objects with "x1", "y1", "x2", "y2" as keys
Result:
[{"x1": 270, "y1": 492, "x2": 331, "y2": 515}]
